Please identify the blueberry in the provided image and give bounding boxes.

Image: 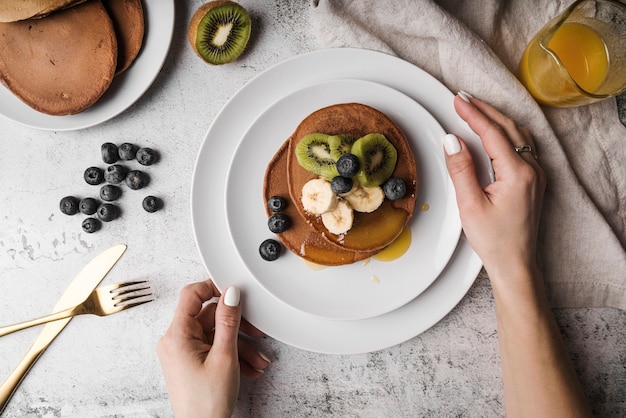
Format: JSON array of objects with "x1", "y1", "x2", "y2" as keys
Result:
[
  {"x1": 100, "y1": 184, "x2": 121, "y2": 201},
  {"x1": 142, "y1": 196, "x2": 161, "y2": 213},
  {"x1": 136, "y1": 147, "x2": 158, "y2": 166},
  {"x1": 382, "y1": 178, "x2": 407, "y2": 200},
  {"x1": 259, "y1": 238, "x2": 282, "y2": 261},
  {"x1": 97, "y1": 203, "x2": 119, "y2": 222},
  {"x1": 125, "y1": 170, "x2": 149, "y2": 190},
  {"x1": 267, "y1": 196, "x2": 287, "y2": 212},
  {"x1": 79, "y1": 197, "x2": 99, "y2": 215},
  {"x1": 82, "y1": 217, "x2": 101, "y2": 233},
  {"x1": 118, "y1": 143, "x2": 137, "y2": 160},
  {"x1": 59, "y1": 196, "x2": 80, "y2": 215},
  {"x1": 101, "y1": 142, "x2": 119, "y2": 164},
  {"x1": 104, "y1": 164, "x2": 127, "y2": 184},
  {"x1": 331, "y1": 176, "x2": 353, "y2": 195},
  {"x1": 268, "y1": 213, "x2": 290, "y2": 233},
  {"x1": 84, "y1": 166, "x2": 104, "y2": 185},
  {"x1": 336, "y1": 153, "x2": 360, "y2": 178}
]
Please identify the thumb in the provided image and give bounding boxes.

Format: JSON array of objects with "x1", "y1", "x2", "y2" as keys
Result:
[
  {"x1": 443, "y1": 134, "x2": 485, "y2": 210},
  {"x1": 212, "y1": 286, "x2": 242, "y2": 356}
]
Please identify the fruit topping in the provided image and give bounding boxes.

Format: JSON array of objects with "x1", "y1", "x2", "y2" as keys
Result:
[
  {"x1": 259, "y1": 238, "x2": 282, "y2": 261},
  {"x1": 101, "y1": 142, "x2": 119, "y2": 164},
  {"x1": 268, "y1": 213, "x2": 290, "y2": 233},
  {"x1": 321, "y1": 199, "x2": 354, "y2": 235},
  {"x1": 345, "y1": 185, "x2": 385, "y2": 213},
  {"x1": 267, "y1": 196, "x2": 287, "y2": 212},
  {"x1": 328, "y1": 134, "x2": 356, "y2": 160},
  {"x1": 330, "y1": 176, "x2": 353, "y2": 195},
  {"x1": 301, "y1": 178, "x2": 338, "y2": 215},
  {"x1": 142, "y1": 196, "x2": 161, "y2": 213},
  {"x1": 295, "y1": 133, "x2": 339, "y2": 179},
  {"x1": 188, "y1": 1, "x2": 252, "y2": 65},
  {"x1": 97, "y1": 203, "x2": 119, "y2": 222},
  {"x1": 100, "y1": 184, "x2": 122, "y2": 201},
  {"x1": 118, "y1": 143, "x2": 138, "y2": 160},
  {"x1": 136, "y1": 147, "x2": 158, "y2": 165},
  {"x1": 59, "y1": 196, "x2": 80, "y2": 215},
  {"x1": 79, "y1": 197, "x2": 99, "y2": 215},
  {"x1": 125, "y1": 170, "x2": 149, "y2": 190},
  {"x1": 84, "y1": 166, "x2": 104, "y2": 185},
  {"x1": 104, "y1": 164, "x2": 128, "y2": 184},
  {"x1": 335, "y1": 153, "x2": 360, "y2": 178},
  {"x1": 81, "y1": 217, "x2": 101, "y2": 233},
  {"x1": 382, "y1": 178, "x2": 407, "y2": 200},
  {"x1": 351, "y1": 133, "x2": 397, "y2": 187}
]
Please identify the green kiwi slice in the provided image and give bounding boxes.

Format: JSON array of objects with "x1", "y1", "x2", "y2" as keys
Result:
[
  {"x1": 351, "y1": 133, "x2": 398, "y2": 187},
  {"x1": 328, "y1": 134, "x2": 357, "y2": 160},
  {"x1": 188, "y1": 1, "x2": 251, "y2": 65},
  {"x1": 295, "y1": 133, "x2": 340, "y2": 179}
]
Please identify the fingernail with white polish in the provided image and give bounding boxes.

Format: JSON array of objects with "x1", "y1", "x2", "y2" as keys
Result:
[
  {"x1": 224, "y1": 286, "x2": 240, "y2": 307},
  {"x1": 259, "y1": 352, "x2": 272, "y2": 363},
  {"x1": 458, "y1": 90, "x2": 473, "y2": 103},
  {"x1": 444, "y1": 134, "x2": 462, "y2": 155}
]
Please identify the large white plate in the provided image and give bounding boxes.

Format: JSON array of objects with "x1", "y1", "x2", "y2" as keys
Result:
[
  {"x1": 225, "y1": 79, "x2": 461, "y2": 320},
  {"x1": 191, "y1": 48, "x2": 490, "y2": 354},
  {"x1": 0, "y1": 0, "x2": 174, "y2": 131}
]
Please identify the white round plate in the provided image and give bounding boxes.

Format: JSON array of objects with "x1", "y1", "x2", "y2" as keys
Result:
[
  {"x1": 191, "y1": 48, "x2": 489, "y2": 354},
  {"x1": 0, "y1": 0, "x2": 174, "y2": 131},
  {"x1": 225, "y1": 79, "x2": 461, "y2": 321}
]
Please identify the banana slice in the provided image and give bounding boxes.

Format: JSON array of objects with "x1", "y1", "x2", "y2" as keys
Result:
[
  {"x1": 345, "y1": 185, "x2": 385, "y2": 213},
  {"x1": 321, "y1": 199, "x2": 354, "y2": 235},
  {"x1": 301, "y1": 178, "x2": 337, "y2": 214}
]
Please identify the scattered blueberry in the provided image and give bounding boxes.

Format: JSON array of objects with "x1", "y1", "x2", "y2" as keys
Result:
[
  {"x1": 336, "y1": 153, "x2": 360, "y2": 178},
  {"x1": 59, "y1": 196, "x2": 80, "y2": 215},
  {"x1": 382, "y1": 178, "x2": 406, "y2": 200},
  {"x1": 136, "y1": 147, "x2": 158, "y2": 166},
  {"x1": 82, "y1": 217, "x2": 101, "y2": 233},
  {"x1": 118, "y1": 143, "x2": 137, "y2": 160},
  {"x1": 100, "y1": 185, "x2": 121, "y2": 201},
  {"x1": 142, "y1": 196, "x2": 161, "y2": 213},
  {"x1": 125, "y1": 170, "x2": 149, "y2": 190},
  {"x1": 79, "y1": 197, "x2": 99, "y2": 215},
  {"x1": 268, "y1": 213, "x2": 290, "y2": 233},
  {"x1": 267, "y1": 196, "x2": 287, "y2": 212},
  {"x1": 84, "y1": 166, "x2": 104, "y2": 185},
  {"x1": 259, "y1": 238, "x2": 282, "y2": 261},
  {"x1": 97, "y1": 203, "x2": 119, "y2": 222},
  {"x1": 101, "y1": 142, "x2": 119, "y2": 164},
  {"x1": 104, "y1": 164, "x2": 128, "y2": 184},
  {"x1": 331, "y1": 176, "x2": 353, "y2": 195}
]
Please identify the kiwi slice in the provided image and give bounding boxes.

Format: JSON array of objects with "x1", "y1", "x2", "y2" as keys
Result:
[
  {"x1": 188, "y1": 1, "x2": 251, "y2": 65},
  {"x1": 295, "y1": 133, "x2": 340, "y2": 179},
  {"x1": 328, "y1": 134, "x2": 357, "y2": 160},
  {"x1": 351, "y1": 133, "x2": 398, "y2": 187}
]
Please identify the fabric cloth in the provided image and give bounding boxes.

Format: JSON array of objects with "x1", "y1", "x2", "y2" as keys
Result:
[{"x1": 310, "y1": 0, "x2": 626, "y2": 309}]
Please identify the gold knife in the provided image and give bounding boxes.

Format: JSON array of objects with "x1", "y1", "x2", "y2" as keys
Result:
[{"x1": 0, "y1": 244, "x2": 127, "y2": 414}]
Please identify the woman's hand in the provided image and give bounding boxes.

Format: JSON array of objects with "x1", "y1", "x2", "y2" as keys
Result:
[
  {"x1": 157, "y1": 280, "x2": 269, "y2": 418},
  {"x1": 443, "y1": 93, "x2": 546, "y2": 283}
]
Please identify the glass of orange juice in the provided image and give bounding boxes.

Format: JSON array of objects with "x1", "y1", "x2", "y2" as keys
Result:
[{"x1": 518, "y1": 0, "x2": 626, "y2": 107}]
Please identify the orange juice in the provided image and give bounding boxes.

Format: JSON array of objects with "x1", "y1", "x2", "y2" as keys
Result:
[{"x1": 519, "y1": 21, "x2": 610, "y2": 106}]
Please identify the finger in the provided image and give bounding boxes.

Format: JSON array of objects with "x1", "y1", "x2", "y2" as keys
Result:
[
  {"x1": 173, "y1": 279, "x2": 220, "y2": 321},
  {"x1": 443, "y1": 134, "x2": 487, "y2": 213},
  {"x1": 211, "y1": 287, "x2": 242, "y2": 357},
  {"x1": 240, "y1": 317, "x2": 265, "y2": 338},
  {"x1": 195, "y1": 300, "x2": 218, "y2": 336},
  {"x1": 237, "y1": 338, "x2": 271, "y2": 373}
]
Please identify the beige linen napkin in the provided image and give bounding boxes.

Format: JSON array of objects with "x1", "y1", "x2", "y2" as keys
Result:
[{"x1": 311, "y1": 0, "x2": 626, "y2": 309}]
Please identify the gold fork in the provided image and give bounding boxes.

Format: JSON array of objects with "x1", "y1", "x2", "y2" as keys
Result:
[{"x1": 0, "y1": 281, "x2": 153, "y2": 337}]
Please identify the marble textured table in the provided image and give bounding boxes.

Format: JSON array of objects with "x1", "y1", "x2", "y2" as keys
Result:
[{"x1": 1, "y1": 1, "x2": 624, "y2": 417}]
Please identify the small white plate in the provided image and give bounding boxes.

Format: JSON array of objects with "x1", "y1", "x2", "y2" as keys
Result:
[
  {"x1": 225, "y1": 79, "x2": 461, "y2": 320},
  {"x1": 0, "y1": 0, "x2": 174, "y2": 131}
]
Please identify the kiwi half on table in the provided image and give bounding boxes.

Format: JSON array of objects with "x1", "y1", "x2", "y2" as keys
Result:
[{"x1": 188, "y1": 0, "x2": 251, "y2": 65}]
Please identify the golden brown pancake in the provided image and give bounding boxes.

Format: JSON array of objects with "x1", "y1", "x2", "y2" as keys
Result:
[
  {"x1": 263, "y1": 103, "x2": 418, "y2": 266},
  {"x1": 0, "y1": 0, "x2": 86, "y2": 23},
  {"x1": 103, "y1": 0, "x2": 144, "y2": 74},
  {"x1": 0, "y1": 0, "x2": 117, "y2": 115}
]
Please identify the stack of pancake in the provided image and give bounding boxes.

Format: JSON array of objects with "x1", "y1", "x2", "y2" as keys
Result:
[
  {"x1": 0, "y1": 0, "x2": 144, "y2": 116},
  {"x1": 263, "y1": 103, "x2": 419, "y2": 266}
]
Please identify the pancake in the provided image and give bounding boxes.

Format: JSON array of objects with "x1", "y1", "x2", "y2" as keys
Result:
[
  {"x1": 263, "y1": 103, "x2": 418, "y2": 266},
  {"x1": 0, "y1": 0, "x2": 117, "y2": 115},
  {"x1": 0, "y1": 0, "x2": 86, "y2": 22},
  {"x1": 103, "y1": 0, "x2": 144, "y2": 74}
]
